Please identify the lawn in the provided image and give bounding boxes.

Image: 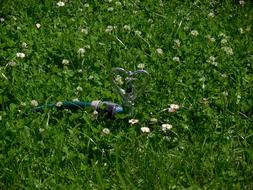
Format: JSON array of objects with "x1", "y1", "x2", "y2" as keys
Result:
[{"x1": 0, "y1": 0, "x2": 253, "y2": 189}]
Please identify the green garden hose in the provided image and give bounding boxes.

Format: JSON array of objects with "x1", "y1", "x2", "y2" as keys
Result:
[{"x1": 33, "y1": 100, "x2": 123, "y2": 117}]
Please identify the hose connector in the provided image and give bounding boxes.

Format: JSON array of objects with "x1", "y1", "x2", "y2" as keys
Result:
[{"x1": 91, "y1": 100, "x2": 123, "y2": 117}]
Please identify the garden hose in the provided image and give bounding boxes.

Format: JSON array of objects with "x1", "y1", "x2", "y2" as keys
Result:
[{"x1": 33, "y1": 100, "x2": 123, "y2": 117}]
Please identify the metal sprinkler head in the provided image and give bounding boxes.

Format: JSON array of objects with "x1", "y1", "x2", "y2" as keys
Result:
[{"x1": 110, "y1": 67, "x2": 149, "y2": 115}]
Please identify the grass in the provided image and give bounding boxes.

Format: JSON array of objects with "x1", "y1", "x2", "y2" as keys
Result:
[{"x1": 0, "y1": 0, "x2": 253, "y2": 189}]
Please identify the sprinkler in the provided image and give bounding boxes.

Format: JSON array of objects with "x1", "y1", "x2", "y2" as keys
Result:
[
  {"x1": 110, "y1": 67, "x2": 149, "y2": 115},
  {"x1": 33, "y1": 67, "x2": 149, "y2": 117}
]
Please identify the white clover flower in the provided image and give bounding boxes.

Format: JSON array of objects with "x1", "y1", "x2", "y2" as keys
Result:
[
  {"x1": 88, "y1": 75, "x2": 94, "y2": 80},
  {"x1": 221, "y1": 73, "x2": 227, "y2": 78},
  {"x1": 161, "y1": 124, "x2": 173, "y2": 132},
  {"x1": 150, "y1": 118, "x2": 158, "y2": 124},
  {"x1": 222, "y1": 46, "x2": 233, "y2": 55},
  {"x1": 236, "y1": 94, "x2": 241, "y2": 104},
  {"x1": 78, "y1": 48, "x2": 85, "y2": 57},
  {"x1": 20, "y1": 102, "x2": 26, "y2": 106},
  {"x1": 148, "y1": 18, "x2": 153, "y2": 23},
  {"x1": 92, "y1": 110, "x2": 99, "y2": 119},
  {"x1": 123, "y1": 25, "x2": 131, "y2": 31},
  {"x1": 78, "y1": 48, "x2": 85, "y2": 53},
  {"x1": 115, "y1": 75, "x2": 124, "y2": 85},
  {"x1": 39, "y1": 128, "x2": 45, "y2": 133},
  {"x1": 35, "y1": 23, "x2": 41, "y2": 29},
  {"x1": 170, "y1": 104, "x2": 180, "y2": 110},
  {"x1": 205, "y1": 35, "x2": 216, "y2": 42},
  {"x1": 115, "y1": 1, "x2": 122, "y2": 6},
  {"x1": 209, "y1": 56, "x2": 216, "y2": 62},
  {"x1": 30, "y1": 100, "x2": 39, "y2": 107},
  {"x1": 222, "y1": 91, "x2": 228, "y2": 96},
  {"x1": 238, "y1": 28, "x2": 244, "y2": 34},
  {"x1": 141, "y1": 127, "x2": 150, "y2": 133},
  {"x1": 190, "y1": 30, "x2": 199, "y2": 36},
  {"x1": 134, "y1": 30, "x2": 142, "y2": 36},
  {"x1": 55, "y1": 101, "x2": 63, "y2": 107},
  {"x1": 239, "y1": 0, "x2": 245, "y2": 5},
  {"x1": 57, "y1": 1, "x2": 65, "y2": 7},
  {"x1": 108, "y1": 7, "x2": 114, "y2": 11},
  {"x1": 7, "y1": 61, "x2": 17, "y2": 67},
  {"x1": 76, "y1": 86, "x2": 83, "y2": 92},
  {"x1": 105, "y1": 25, "x2": 114, "y2": 33},
  {"x1": 0, "y1": 17, "x2": 4, "y2": 22},
  {"x1": 21, "y1": 42, "x2": 28, "y2": 49},
  {"x1": 168, "y1": 104, "x2": 180, "y2": 112},
  {"x1": 137, "y1": 63, "x2": 145, "y2": 69},
  {"x1": 208, "y1": 12, "x2": 215, "y2": 18},
  {"x1": 221, "y1": 38, "x2": 228, "y2": 44},
  {"x1": 129, "y1": 118, "x2": 139, "y2": 125},
  {"x1": 218, "y1": 32, "x2": 226, "y2": 38},
  {"x1": 172, "y1": 56, "x2": 180, "y2": 62},
  {"x1": 102, "y1": 128, "x2": 110, "y2": 135},
  {"x1": 156, "y1": 48, "x2": 163, "y2": 55},
  {"x1": 207, "y1": 56, "x2": 218, "y2": 66},
  {"x1": 72, "y1": 98, "x2": 79, "y2": 102},
  {"x1": 80, "y1": 28, "x2": 88, "y2": 34},
  {"x1": 62, "y1": 59, "x2": 69, "y2": 65},
  {"x1": 84, "y1": 3, "x2": 89, "y2": 7},
  {"x1": 174, "y1": 39, "x2": 181, "y2": 48},
  {"x1": 16, "y1": 52, "x2": 25, "y2": 58}
]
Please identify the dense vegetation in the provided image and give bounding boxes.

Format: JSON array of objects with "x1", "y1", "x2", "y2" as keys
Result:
[{"x1": 0, "y1": 0, "x2": 252, "y2": 189}]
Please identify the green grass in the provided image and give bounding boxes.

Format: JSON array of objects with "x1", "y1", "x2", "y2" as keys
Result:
[{"x1": 0, "y1": 0, "x2": 253, "y2": 189}]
